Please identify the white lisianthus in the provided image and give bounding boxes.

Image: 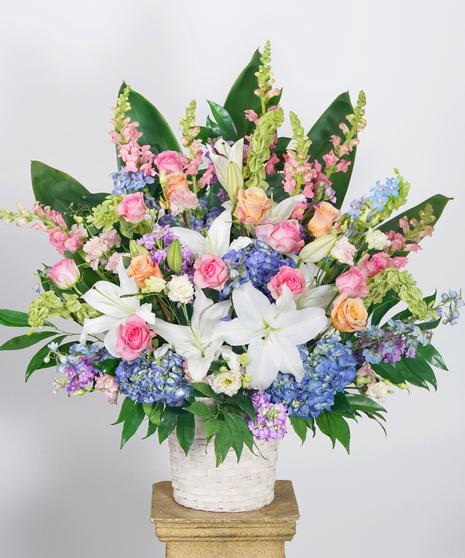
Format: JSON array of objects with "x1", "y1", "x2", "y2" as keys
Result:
[
  {"x1": 365, "y1": 228, "x2": 391, "y2": 251},
  {"x1": 366, "y1": 381, "x2": 389, "y2": 404},
  {"x1": 330, "y1": 236, "x2": 356, "y2": 265},
  {"x1": 208, "y1": 369, "x2": 243, "y2": 397},
  {"x1": 165, "y1": 275, "x2": 194, "y2": 303}
]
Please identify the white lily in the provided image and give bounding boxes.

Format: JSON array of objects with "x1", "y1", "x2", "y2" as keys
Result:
[
  {"x1": 214, "y1": 281, "x2": 328, "y2": 390},
  {"x1": 154, "y1": 287, "x2": 232, "y2": 381},
  {"x1": 80, "y1": 257, "x2": 155, "y2": 356},
  {"x1": 265, "y1": 194, "x2": 306, "y2": 225},
  {"x1": 207, "y1": 139, "x2": 244, "y2": 204},
  {"x1": 171, "y1": 209, "x2": 251, "y2": 259},
  {"x1": 292, "y1": 260, "x2": 337, "y2": 310}
]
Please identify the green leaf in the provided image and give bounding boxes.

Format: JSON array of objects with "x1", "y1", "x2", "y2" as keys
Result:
[
  {"x1": 25, "y1": 334, "x2": 67, "y2": 381},
  {"x1": 204, "y1": 418, "x2": 223, "y2": 438},
  {"x1": 176, "y1": 413, "x2": 196, "y2": 456},
  {"x1": 119, "y1": 84, "x2": 181, "y2": 156},
  {"x1": 191, "y1": 382, "x2": 219, "y2": 400},
  {"x1": 345, "y1": 394, "x2": 387, "y2": 414},
  {"x1": 225, "y1": 412, "x2": 254, "y2": 454},
  {"x1": 143, "y1": 420, "x2": 158, "y2": 440},
  {"x1": 402, "y1": 355, "x2": 437, "y2": 391},
  {"x1": 371, "y1": 290, "x2": 400, "y2": 326},
  {"x1": 158, "y1": 406, "x2": 178, "y2": 444},
  {"x1": 79, "y1": 192, "x2": 108, "y2": 209},
  {"x1": 289, "y1": 415, "x2": 307, "y2": 444},
  {"x1": 0, "y1": 309, "x2": 53, "y2": 328},
  {"x1": 207, "y1": 100, "x2": 238, "y2": 141},
  {"x1": 330, "y1": 392, "x2": 356, "y2": 418},
  {"x1": 205, "y1": 115, "x2": 223, "y2": 140},
  {"x1": 223, "y1": 412, "x2": 244, "y2": 462},
  {"x1": 148, "y1": 402, "x2": 164, "y2": 425},
  {"x1": 214, "y1": 422, "x2": 233, "y2": 467},
  {"x1": 417, "y1": 343, "x2": 448, "y2": 371},
  {"x1": 316, "y1": 411, "x2": 351, "y2": 453},
  {"x1": 307, "y1": 92, "x2": 357, "y2": 209},
  {"x1": 376, "y1": 194, "x2": 452, "y2": 235},
  {"x1": 223, "y1": 49, "x2": 262, "y2": 139},
  {"x1": 0, "y1": 331, "x2": 59, "y2": 352},
  {"x1": 112, "y1": 395, "x2": 135, "y2": 425},
  {"x1": 120, "y1": 401, "x2": 145, "y2": 449},
  {"x1": 372, "y1": 361, "x2": 406, "y2": 385},
  {"x1": 185, "y1": 401, "x2": 213, "y2": 419},
  {"x1": 93, "y1": 358, "x2": 118, "y2": 376},
  {"x1": 231, "y1": 392, "x2": 256, "y2": 422},
  {"x1": 316, "y1": 412, "x2": 336, "y2": 447},
  {"x1": 395, "y1": 358, "x2": 429, "y2": 389},
  {"x1": 31, "y1": 161, "x2": 91, "y2": 228}
]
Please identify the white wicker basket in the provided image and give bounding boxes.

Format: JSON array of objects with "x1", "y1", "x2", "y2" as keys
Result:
[{"x1": 168, "y1": 414, "x2": 279, "y2": 512}]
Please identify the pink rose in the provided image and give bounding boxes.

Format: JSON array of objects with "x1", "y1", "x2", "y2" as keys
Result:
[
  {"x1": 154, "y1": 150, "x2": 189, "y2": 175},
  {"x1": 47, "y1": 258, "x2": 80, "y2": 289},
  {"x1": 115, "y1": 315, "x2": 156, "y2": 361},
  {"x1": 335, "y1": 267, "x2": 368, "y2": 298},
  {"x1": 193, "y1": 254, "x2": 229, "y2": 291},
  {"x1": 116, "y1": 192, "x2": 147, "y2": 224},
  {"x1": 256, "y1": 220, "x2": 304, "y2": 253},
  {"x1": 268, "y1": 266, "x2": 308, "y2": 300},
  {"x1": 357, "y1": 253, "x2": 389, "y2": 279}
]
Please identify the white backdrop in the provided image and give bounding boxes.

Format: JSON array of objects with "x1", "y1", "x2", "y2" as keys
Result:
[{"x1": 1, "y1": 1, "x2": 464, "y2": 557}]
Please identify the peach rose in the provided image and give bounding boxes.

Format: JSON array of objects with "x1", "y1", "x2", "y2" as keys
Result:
[
  {"x1": 233, "y1": 187, "x2": 272, "y2": 225},
  {"x1": 330, "y1": 291, "x2": 368, "y2": 332},
  {"x1": 307, "y1": 201, "x2": 342, "y2": 238},
  {"x1": 127, "y1": 254, "x2": 163, "y2": 289},
  {"x1": 165, "y1": 172, "x2": 190, "y2": 200}
]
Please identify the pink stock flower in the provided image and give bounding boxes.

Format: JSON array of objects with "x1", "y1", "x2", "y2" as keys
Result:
[
  {"x1": 387, "y1": 230, "x2": 405, "y2": 252},
  {"x1": 193, "y1": 254, "x2": 229, "y2": 291},
  {"x1": 245, "y1": 109, "x2": 259, "y2": 123},
  {"x1": 121, "y1": 121, "x2": 143, "y2": 143},
  {"x1": 105, "y1": 252, "x2": 122, "y2": 273},
  {"x1": 47, "y1": 258, "x2": 80, "y2": 290},
  {"x1": 154, "y1": 150, "x2": 189, "y2": 175},
  {"x1": 83, "y1": 229, "x2": 121, "y2": 270},
  {"x1": 48, "y1": 227, "x2": 69, "y2": 255},
  {"x1": 322, "y1": 150, "x2": 339, "y2": 169},
  {"x1": 169, "y1": 190, "x2": 200, "y2": 216},
  {"x1": 116, "y1": 192, "x2": 147, "y2": 224},
  {"x1": 265, "y1": 153, "x2": 280, "y2": 175},
  {"x1": 198, "y1": 164, "x2": 215, "y2": 188},
  {"x1": 256, "y1": 220, "x2": 304, "y2": 253},
  {"x1": 268, "y1": 266, "x2": 308, "y2": 301},
  {"x1": 331, "y1": 237, "x2": 356, "y2": 266},
  {"x1": 94, "y1": 374, "x2": 119, "y2": 404},
  {"x1": 115, "y1": 315, "x2": 156, "y2": 361},
  {"x1": 291, "y1": 201, "x2": 307, "y2": 220},
  {"x1": 336, "y1": 267, "x2": 368, "y2": 298},
  {"x1": 118, "y1": 142, "x2": 140, "y2": 171}
]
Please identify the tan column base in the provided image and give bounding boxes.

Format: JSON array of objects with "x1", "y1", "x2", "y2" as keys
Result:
[{"x1": 151, "y1": 480, "x2": 300, "y2": 558}]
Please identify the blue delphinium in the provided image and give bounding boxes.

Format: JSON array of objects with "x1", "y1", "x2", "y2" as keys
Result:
[
  {"x1": 220, "y1": 239, "x2": 296, "y2": 301},
  {"x1": 115, "y1": 350, "x2": 192, "y2": 406},
  {"x1": 110, "y1": 169, "x2": 154, "y2": 195},
  {"x1": 265, "y1": 338, "x2": 357, "y2": 419}
]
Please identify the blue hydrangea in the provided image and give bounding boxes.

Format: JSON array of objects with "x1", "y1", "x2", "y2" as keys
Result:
[
  {"x1": 265, "y1": 338, "x2": 357, "y2": 418},
  {"x1": 115, "y1": 350, "x2": 193, "y2": 406},
  {"x1": 220, "y1": 239, "x2": 296, "y2": 301},
  {"x1": 110, "y1": 169, "x2": 154, "y2": 195}
]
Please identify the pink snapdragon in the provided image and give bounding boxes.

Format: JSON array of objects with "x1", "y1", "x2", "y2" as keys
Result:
[
  {"x1": 193, "y1": 254, "x2": 229, "y2": 291},
  {"x1": 323, "y1": 150, "x2": 339, "y2": 168},
  {"x1": 116, "y1": 192, "x2": 147, "y2": 224},
  {"x1": 198, "y1": 164, "x2": 215, "y2": 188},
  {"x1": 32, "y1": 202, "x2": 66, "y2": 228},
  {"x1": 244, "y1": 109, "x2": 259, "y2": 123},
  {"x1": 265, "y1": 153, "x2": 280, "y2": 175},
  {"x1": 291, "y1": 201, "x2": 308, "y2": 221},
  {"x1": 95, "y1": 374, "x2": 119, "y2": 405},
  {"x1": 268, "y1": 267, "x2": 307, "y2": 300},
  {"x1": 169, "y1": 190, "x2": 200, "y2": 216},
  {"x1": 387, "y1": 230, "x2": 405, "y2": 252},
  {"x1": 115, "y1": 315, "x2": 156, "y2": 361},
  {"x1": 335, "y1": 267, "x2": 368, "y2": 298},
  {"x1": 47, "y1": 225, "x2": 86, "y2": 256},
  {"x1": 255, "y1": 220, "x2": 304, "y2": 253},
  {"x1": 121, "y1": 121, "x2": 143, "y2": 143}
]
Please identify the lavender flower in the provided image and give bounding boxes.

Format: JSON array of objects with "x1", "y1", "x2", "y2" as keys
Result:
[{"x1": 248, "y1": 392, "x2": 287, "y2": 441}]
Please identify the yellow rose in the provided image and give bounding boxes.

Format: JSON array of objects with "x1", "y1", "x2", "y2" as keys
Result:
[
  {"x1": 307, "y1": 201, "x2": 342, "y2": 238},
  {"x1": 330, "y1": 292, "x2": 367, "y2": 332},
  {"x1": 233, "y1": 187, "x2": 272, "y2": 225}
]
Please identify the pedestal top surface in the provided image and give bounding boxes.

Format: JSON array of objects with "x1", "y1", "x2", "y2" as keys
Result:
[{"x1": 151, "y1": 480, "x2": 300, "y2": 525}]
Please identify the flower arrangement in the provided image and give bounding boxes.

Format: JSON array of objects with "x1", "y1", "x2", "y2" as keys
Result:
[{"x1": 0, "y1": 42, "x2": 462, "y2": 466}]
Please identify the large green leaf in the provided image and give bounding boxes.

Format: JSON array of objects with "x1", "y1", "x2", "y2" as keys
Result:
[
  {"x1": 31, "y1": 162, "x2": 91, "y2": 228},
  {"x1": 417, "y1": 343, "x2": 448, "y2": 371},
  {"x1": 371, "y1": 290, "x2": 400, "y2": 326},
  {"x1": 316, "y1": 411, "x2": 351, "y2": 454},
  {"x1": 207, "y1": 100, "x2": 238, "y2": 141},
  {"x1": 223, "y1": 49, "x2": 262, "y2": 139},
  {"x1": 185, "y1": 401, "x2": 213, "y2": 419},
  {"x1": 403, "y1": 355, "x2": 437, "y2": 391},
  {"x1": 25, "y1": 334, "x2": 67, "y2": 381},
  {"x1": 377, "y1": 194, "x2": 452, "y2": 235},
  {"x1": 371, "y1": 361, "x2": 406, "y2": 385},
  {"x1": 307, "y1": 92, "x2": 357, "y2": 209},
  {"x1": 119, "y1": 84, "x2": 181, "y2": 156},
  {"x1": 0, "y1": 330, "x2": 58, "y2": 352},
  {"x1": 345, "y1": 394, "x2": 387, "y2": 414},
  {"x1": 223, "y1": 412, "x2": 244, "y2": 462},
  {"x1": 176, "y1": 413, "x2": 196, "y2": 456},
  {"x1": 395, "y1": 358, "x2": 429, "y2": 389}
]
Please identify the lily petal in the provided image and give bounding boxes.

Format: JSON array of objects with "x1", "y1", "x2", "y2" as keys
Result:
[
  {"x1": 279, "y1": 344, "x2": 306, "y2": 382},
  {"x1": 247, "y1": 335, "x2": 282, "y2": 390}
]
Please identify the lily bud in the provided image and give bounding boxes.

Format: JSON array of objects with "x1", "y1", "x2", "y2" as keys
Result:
[
  {"x1": 299, "y1": 234, "x2": 337, "y2": 263},
  {"x1": 225, "y1": 161, "x2": 243, "y2": 204},
  {"x1": 129, "y1": 239, "x2": 149, "y2": 258},
  {"x1": 166, "y1": 239, "x2": 182, "y2": 274}
]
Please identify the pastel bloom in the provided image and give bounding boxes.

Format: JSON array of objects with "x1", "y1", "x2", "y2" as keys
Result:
[
  {"x1": 299, "y1": 234, "x2": 337, "y2": 263},
  {"x1": 207, "y1": 138, "x2": 244, "y2": 204},
  {"x1": 121, "y1": 121, "x2": 143, "y2": 143},
  {"x1": 265, "y1": 152, "x2": 280, "y2": 175},
  {"x1": 365, "y1": 228, "x2": 391, "y2": 251},
  {"x1": 357, "y1": 253, "x2": 388, "y2": 279},
  {"x1": 208, "y1": 369, "x2": 242, "y2": 397},
  {"x1": 255, "y1": 220, "x2": 304, "y2": 254},
  {"x1": 95, "y1": 373, "x2": 119, "y2": 404},
  {"x1": 154, "y1": 151, "x2": 189, "y2": 175},
  {"x1": 193, "y1": 254, "x2": 229, "y2": 291},
  {"x1": 169, "y1": 189, "x2": 200, "y2": 216},
  {"x1": 116, "y1": 192, "x2": 147, "y2": 224},
  {"x1": 330, "y1": 292, "x2": 367, "y2": 332},
  {"x1": 335, "y1": 267, "x2": 368, "y2": 298},
  {"x1": 322, "y1": 150, "x2": 339, "y2": 168},
  {"x1": 165, "y1": 172, "x2": 190, "y2": 199},
  {"x1": 115, "y1": 314, "x2": 156, "y2": 361},
  {"x1": 307, "y1": 202, "x2": 341, "y2": 238},
  {"x1": 233, "y1": 187, "x2": 272, "y2": 225},
  {"x1": 336, "y1": 159, "x2": 351, "y2": 173},
  {"x1": 366, "y1": 381, "x2": 389, "y2": 404},
  {"x1": 48, "y1": 227, "x2": 69, "y2": 255},
  {"x1": 165, "y1": 275, "x2": 195, "y2": 303},
  {"x1": 105, "y1": 252, "x2": 122, "y2": 273},
  {"x1": 387, "y1": 230, "x2": 405, "y2": 252},
  {"x1": 290, "y1": 201, "x2": 307, "y2": 220},
  {"x1": 330, "y1": 236, "x2": 356, "y2": 265},
  {"x1": 127, "y1": 253, "x2": 163, "y2": 289},
  {"x1": 268, "y1": 266, "x2": 307, "y2": 300},
  {"x1": 47, "y1": 258, "x2": 80, "y2": 289}
]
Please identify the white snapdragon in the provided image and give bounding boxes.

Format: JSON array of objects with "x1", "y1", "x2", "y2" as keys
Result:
[
  {"x1": 366, "y1": 381, "x2": 389, "y2": 404},
  {"x1": 165, "y1": 275, "x2": 194, "y2": 303},
  {"x1": 365, "y1": 229, "x2": 391, "y2": 251},
  {"x1": 208, "y1": 368, "x2": 243, "y2": 397}
]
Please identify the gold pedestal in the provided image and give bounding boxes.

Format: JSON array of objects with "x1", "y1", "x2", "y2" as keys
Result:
[{"x1": 151, "y1": 480, "x2": 300, "y2": 558}]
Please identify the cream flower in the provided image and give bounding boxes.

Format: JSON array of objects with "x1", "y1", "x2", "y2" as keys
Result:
[
  {"x1": 165, "y1": 275, "x2": 194, "y2": 303},
  {"x1": 365, "y1": 229, "x2": 391, "y2": 251},
  {"x1": 208, "y1": 369, "x2": 242, "y2": 397}
]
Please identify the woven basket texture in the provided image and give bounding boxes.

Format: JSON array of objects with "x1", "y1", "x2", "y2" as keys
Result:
[{"x1": 169, "y1": 415, "x2": 279, "y2": 512}]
